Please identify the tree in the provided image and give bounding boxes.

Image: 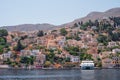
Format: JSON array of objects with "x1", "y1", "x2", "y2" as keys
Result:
[
  {"x1": 80, "y1": 53, "x2": 93, "y2": 60},
  {"x1": 4, "y1": 58, "x2": 11, "y2": 65},
  {"x1": 46, "y1": 52, "x2": 55, "y2": 63},
  {"x1": 88, "y1": 20, "x2": 93, "y2": 26},
  {"x1": 64, "y1": 46, "x2": 80, "y2": 56},
  {"x1": 37, "y1": 30, "x2": 44, "y2": 37},
  {"x1": 94, "y1": 20, "x2": 99, "y2": 27},
  {"x1": 60, "y1": 28, "x2": 67, "y2": 36},
  {"x1": 78, "y1": 21, "x2": 83, "y2": 25},
  {"x1": 20, "y1": 56, "x2": 35, "y2": 66},
  {"x1": 0, "y1": 45, "x2": 4, "y2": 54},
  {"x1": 14, "y1": 40, "x2": 25, "y2": 51},
  {"x1": 112, "y1": 33, "x2": 119, "y2": 41},
  {"x1": 0, "y1": 29, "x2": 8, "y2": 37},
  {"x1": 44, "y1": 61, "x2": 52, "y2": 67},
  {"x1": 80, "y1": 22, "x2": 89, "y2": 30},
  {"x1": 54, "y1": 56, "x2": 64, "y2": 63},
  {"x1": 20, "y1": 35, "x2": 28, "y2": 40},
  {"x1": 65, "y1": 57, "x2": 70, "y2": 62},
  {"x1": 0, "y1": 37, "x2": 6, "y2": 45},
  {"x1": 97, "y1": 35, "x2": 108, "y2": 45},
  {"x1": 73, "y1": 23, "x2": 78, "y2": 27}
]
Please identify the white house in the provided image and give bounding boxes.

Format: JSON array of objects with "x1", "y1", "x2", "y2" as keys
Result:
[
  {"x1": 2, "y1": 51, "x2": 12, "y2": 60},
  {"x1": 107, "y1": 42, "x2": 117, "y2": 47},
  {"x1": 112, "y1": 48, "x2": 120, "y2": 54},
  {"x1": 20, "y1": 50, "x2": 32, "y2": 57},
  {"x1": 31, "y1": 49, "x2": 40, "y2": 56},
  {"x1": 70, "y1": 56, "x2": 80, "y2": 63}
]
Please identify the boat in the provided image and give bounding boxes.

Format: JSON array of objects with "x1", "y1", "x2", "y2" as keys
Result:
[{"x1": 80, "y1": 60, "x2": 94, "y2": 70}]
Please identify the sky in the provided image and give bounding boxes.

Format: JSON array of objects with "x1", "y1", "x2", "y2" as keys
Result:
[{"x1": 0, "y1": 0, "x2": 120, "y2": 26}]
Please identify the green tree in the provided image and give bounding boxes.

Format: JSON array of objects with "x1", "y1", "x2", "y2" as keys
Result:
[
  {"x1": 0, "y1": 45, "x2": 4, "y2": 54},
  {"x1": 20, "y1": 56, "x2": 35, "y2": 66},
  {"x1": 14, "y1": 40, "x2": 25, "y2": 51},
  {"x1": 20, "y1": 35, "x2": 28, "y2": 40},
  {"x1": 80, "y1": 53, "x2": 93, "y2": 60},
  {"x1": 64, "y1": 46, "x2": 79, "y2": 56},
  {"x1": 97, "y1": 35, "x2": 108, "y2": 45},
  {"x1": 80, "y1": 22, "x2": 89, "y2": 30},
  {"x1": 54, "y1": 56, "x2": 64, "y2": 63},
  {"x1": 73, "y1": 23, "x2": 78, "y2": 28},
  {"x1": 64, "y1": 57, "x2": 70, "y2": 62},
  {"x1": 88, "y1": 20, "x2": 93, "y2": 26},
  {"x1": 112, "y1": 33, "x2": 119, "y2": 41},
  {"x1": 37, "y1": 30, "x2": 44, "y2": 37},
  {"x1": 46, "y1": 52, "x2": 55, "y2": 63},
  {"x1": 0, "y1": 29, "x2": 8, "y2": 37},
  {"x1": 60, "y1": 28, "x2": 67, "y2": 36},
  {"x1": 0, "y1": 37, "x2": 6, "y2": 45},
  {"x1": 94, "y1": 20, "x2": 99, "y2": 27}
]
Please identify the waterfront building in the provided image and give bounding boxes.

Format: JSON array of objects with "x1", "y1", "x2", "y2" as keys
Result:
[
  {"x1": 2, "y1": 51, "x2": 12, "y2": 60},
  {"x1": 112, "y1": 56, "x2": 120, "y2": 68}
]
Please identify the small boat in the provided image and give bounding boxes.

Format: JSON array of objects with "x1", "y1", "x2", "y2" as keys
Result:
[{"x1": 80, "y1": 60, "x2": 94, "y2": 70}]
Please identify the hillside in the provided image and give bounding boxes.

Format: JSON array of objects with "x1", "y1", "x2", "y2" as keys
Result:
[
  {"x1": 64, "y1": 7, "x2": 120, "y2": 27},
  {"x1": 0, "y1": 23, "x2": 56, "y2": 32},
  {"x1": 0, "y1": 7, "x2": 120, "y2": 31}
]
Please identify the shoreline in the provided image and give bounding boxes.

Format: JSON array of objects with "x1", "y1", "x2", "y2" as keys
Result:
[
  {"x1": 0, "y1": 65, "x2": 120, "y2": 70},
  {"x1": 0, "y1": 67, "x2": 120, "y2": 70}
]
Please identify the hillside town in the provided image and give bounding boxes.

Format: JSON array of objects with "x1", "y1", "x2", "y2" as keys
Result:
[{"x1": 0, "y1": 16, "x2": 120, "y2": 69}]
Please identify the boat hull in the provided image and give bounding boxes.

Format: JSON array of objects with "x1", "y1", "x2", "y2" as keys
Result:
[{"x1": 81, "y1": 66, "x2": 94, "y2": 70}]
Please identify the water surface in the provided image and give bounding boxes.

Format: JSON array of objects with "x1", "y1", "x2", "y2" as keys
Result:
[{"x1": 0, "y1": 69, "x2": 120, "y2": 80}]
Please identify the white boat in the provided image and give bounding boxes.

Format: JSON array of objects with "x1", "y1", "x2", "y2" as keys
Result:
[{"x1": 80, "y1": 60, "x2": 94, "y2": 70}]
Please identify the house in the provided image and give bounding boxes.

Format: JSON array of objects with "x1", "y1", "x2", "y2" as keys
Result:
[
  {"x1": 36, "y1": 37, "x2": 48, "y2": 46},
  {"x1": 112, "y1": 56, "x2": 120, "y2": 67},
  {"x1": 107, "y1": 42, "x2": 117, "y2": 47},
  {"x1": 67, "y1": 40, "x2": 83, "y2": 47},
  {"x1": 112, "y1": 48, "x2": 120, "y2": 54},
  {"x1": 70, "y1": 56, "x2": 80, "y2": 63},
  {"x1": 47, "y1": 40, "x2": 59, "y2": 49},
  {"x1": 31, "y1": 49, "x2": 40, "y2": 56},
  {"x1": 102, "y1": 58, "x2": 113, "y2": 68},
  {"x1": 2, "y1": 51, "x2": 12, "y2": 60},
  {"x1": 34, "y1": 53, "x2": 46, "y2": 67},
  {"x1": 97, "y1": 43, "x2": 105, "y2": 50},
  {"x1": 57, "y1": 36, "x2": 66, "y2": 49},
  {"x1": 20, "y1": 50, "x2": 32, "y2": 57}
]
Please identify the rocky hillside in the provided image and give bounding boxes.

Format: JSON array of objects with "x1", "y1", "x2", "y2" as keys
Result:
[
  {"x1": 64, "y1": 7, "x2": 120, "y2": 27},
  {"x1": 0, "y1": 23, "x2": 56, "y2": 32},
  {"x1": 0, "y1": 7, "x2": 120, "y2": 31}
]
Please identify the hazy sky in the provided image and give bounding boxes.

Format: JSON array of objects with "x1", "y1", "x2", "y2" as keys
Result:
[{"x1": 0, "y1": 0, "x2": 120, "y2": 26}]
